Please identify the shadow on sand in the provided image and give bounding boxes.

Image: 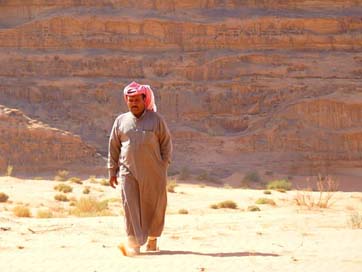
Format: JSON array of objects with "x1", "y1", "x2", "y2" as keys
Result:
[{"x1": 142, "y1": 250, "x2": 279, "y2": 257}]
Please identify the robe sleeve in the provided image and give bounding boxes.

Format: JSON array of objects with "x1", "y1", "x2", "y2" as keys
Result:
[
  {"x1": 107, "y1": 117, "x2": 121, "y2": 178},
  {"x1": 158, "y1": 116, "x2": 172, "y2": 165}
]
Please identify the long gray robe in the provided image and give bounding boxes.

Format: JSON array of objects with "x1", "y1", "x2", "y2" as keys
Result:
[{"x1": 107, "y1": 110, "x2": 172, "y2": 246}]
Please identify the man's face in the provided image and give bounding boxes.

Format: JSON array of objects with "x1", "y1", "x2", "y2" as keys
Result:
[{"x1": 127, "y1": 94, "x2": 146, "y2": 117}]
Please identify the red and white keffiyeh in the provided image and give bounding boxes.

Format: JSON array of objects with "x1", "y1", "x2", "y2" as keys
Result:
[{"x1": 123, "y1": 81, "x2": 157, "y2": 112}]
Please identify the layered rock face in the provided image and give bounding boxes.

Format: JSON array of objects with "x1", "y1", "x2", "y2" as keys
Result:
[{"x1": 0, "y1": 1, "x2": 361, "y2": 176}]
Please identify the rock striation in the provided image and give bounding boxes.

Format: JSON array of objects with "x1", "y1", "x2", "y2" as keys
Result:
[{"x1": 0, "y1": 1, "x2": 362, "y2": 177}]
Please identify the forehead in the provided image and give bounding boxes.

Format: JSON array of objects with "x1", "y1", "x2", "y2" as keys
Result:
[{"x1": 126, "y1": 94, "x2": 143, "y2": 100}]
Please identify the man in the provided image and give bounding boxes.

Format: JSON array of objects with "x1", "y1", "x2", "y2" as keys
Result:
[{"x1": 108, "y1": 81, "x2": 172, "y2": 256}]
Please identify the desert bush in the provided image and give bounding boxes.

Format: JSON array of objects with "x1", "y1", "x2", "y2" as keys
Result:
[
  {"x1": 263, "y1": 190, "x2": 271, "y2": 195},
  {"x1": 100, "y1": 179, "x2": 109, "y2": 186},
  {"x1": 267, "y1": 179, "x2": 292, "y2": 191},
  {"x1": 167, "y1": 179, "x2": 178, "y2": 193},
  {"x1": 69, "y1": 177, "x2": 83, "y2": 184},
  {"x1": 197, "y1": 170, "x2": 219, "y2": 183},
  {"x1": 6, "y1": 165, "x2": 13, "y2": 176},
  {"x1": 178, "y1": 166, "x2": 190, "y2": 180},
  {"x1": 37, "y1": 209, "x2": 53, "y2": 219},
  {"x1": 88, "y1": 175, "x2": 97, "y2": 183},
  {"x1": 247, "y1": 205, "x2": 261, "y2": 212},
  {"x1": 13, "y1": 206, "x2": 31, "y2": 217},
  {"x1": 54, "y1": 184, "x2": 73, "y2": 193},
  {"x1": 348, "y1": 212, "x2": 362, "y2": 229},
  {"x1": 54, "y1": 170, "x2": 69, "y2": 181},
  {"x1": 294, "y1": 175, "x2": 338, "y2": 209},
  {"x1": 241, "y1": 171, "x2": 261, "y2": 187},
  {"x1": 0, "y1": 192, "x2": 9, "y2": 202},
  {"x1": 210, "y1": 200, "x2": 238, "y2": 209},
  {"x1": 168, "y1": 168, "x2": 180, "y2": 176},
  {"x1": 70, "y1": 197, "x2": 111, "y2": 217},
  {"x1": 54, "y1": 194, "x2": 69, "y2": 202},
  {"x1": 255, "y1": 198, "x2": 276, "y2": 205},
  {"x1": 223, "y1": 184, "x2": 233, "y2": 189},
  {"x1": 178, "y1": 209, "x2": 189, "y2": 214},
  {"x1": 199, "y1": 183, "x2": 206, "y2": 188},
  {"x1": 265, "y1": 170, "x2": 274, "y2": 176},
  {"x1": 83, "y1": 187, "x2": 90, "y2": 194}
]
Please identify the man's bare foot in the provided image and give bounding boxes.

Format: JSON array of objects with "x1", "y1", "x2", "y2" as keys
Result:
[
  {"x1": 118, "y1": 242, "x2": 140, "y2": 257},
  {"x1": 146, "y1": 238, "x2": 158, "y2": 251}
]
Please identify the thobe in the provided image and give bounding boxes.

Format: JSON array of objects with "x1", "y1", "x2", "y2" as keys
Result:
[{"x1": 108, "y1": 109, "x2": 172, "y2": 246}]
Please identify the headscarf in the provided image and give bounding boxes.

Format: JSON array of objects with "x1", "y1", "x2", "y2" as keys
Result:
[{"x1": 123, "y1": 81, "x2": 157, "y2": 112}]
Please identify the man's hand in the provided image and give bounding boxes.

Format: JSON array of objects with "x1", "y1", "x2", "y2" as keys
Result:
[{"x1": 109, "y1": 176, "x2": 118, "y2": 189}]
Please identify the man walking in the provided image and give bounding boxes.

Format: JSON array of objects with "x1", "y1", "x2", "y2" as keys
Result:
[{"x1": 108, "y1": 81, "x2": 172, "y2": 256}]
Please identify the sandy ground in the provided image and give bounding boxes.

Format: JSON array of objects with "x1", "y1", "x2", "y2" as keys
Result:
[{"x1": 0, "y1": 176, "x2": 362, "y2": 272}]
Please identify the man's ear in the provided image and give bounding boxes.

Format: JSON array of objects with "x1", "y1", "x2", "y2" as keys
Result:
[{"x1": 142, "y1": 94, "x2": 146, "y2": 101}]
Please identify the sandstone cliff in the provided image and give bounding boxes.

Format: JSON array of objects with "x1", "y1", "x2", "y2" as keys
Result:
[{"x1": 0, "y1": 1, "x2": 361, "y2": 178}]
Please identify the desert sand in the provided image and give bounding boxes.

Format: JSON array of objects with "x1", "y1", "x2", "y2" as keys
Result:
[{"x1": 0, "y1": 176, "x2": 361, "y2": 272}]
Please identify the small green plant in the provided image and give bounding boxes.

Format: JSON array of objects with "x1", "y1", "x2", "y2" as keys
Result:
[
  {"x1": 6, "y1": 165, "x2": 13, "y2": 176},
  {"x1": 13, "y1": 206, "x2": 31, "y2": 217},
  {"x1": 69, "y1": 177, "x2": 83, "y2": 184},
  {"x1": 54, "y1": 170, "x2": 69, "y2": 181},
  {"x1": 54, "y1": 184, "x2": 73, "y2": 193},
  {"x1": 267, "y1": 179, "x2": 292, "y2": 191},
  {"x1": 83, "y1": 187, "x2": 90, "y2": 194},
  {"x1": 167, "y1": 179, "x2": 178, "y2": 193},
  {"x1": 247, "y1": 205, "x2": 261, "y2": 212},
  {"x1": 0, "y1": 192, "x2": 9, "y2": 202},
  {"x1": 255, "y1": 198, "x2": 276, "y2": 205},
  {"x1": 70, "y1": 197, "x2": 111, "y2": 217},
  {"x1": 179, "y1": 166, "x2": 190, "y2": 180},
  {"x1": 37, "y1": 209, "x2": 53, "y2": 219},
  {"x1": 348, "y1": 212, "x2": 362, "y2": 229},
  {"x1": 54, "y1": 194, "x2": 69, "y2": 202},
  {"x1": 100, "y1": 179, "x2": 109, "y2": 186},
  {"x1": 210, "y1": 200, "x2": 238, "y2": 209},
  {"x1": 263, "y1": 190, "x2": 271, "y2": 195},
  {"x1": 178, "y1": 209, "x2": 189, "y2": 214}
]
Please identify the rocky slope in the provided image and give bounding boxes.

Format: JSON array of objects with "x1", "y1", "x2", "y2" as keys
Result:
[{"x1": 0, "y1": 1, "x2": 361, "y2": 178}]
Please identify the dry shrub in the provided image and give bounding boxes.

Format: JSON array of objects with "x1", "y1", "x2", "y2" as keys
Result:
[
  {"x1": 6, "y1": 165, "x2": 13, "y2": 176},
  {"x1": 70, "y1": 197, "x2": 111, "y2": 217},
  {"x1": 178, "y1": 166, "x2": 190, "y2": 180},
  {"x1": 247, "y1": 205, "x2": 261, "y2": 212},
  {"x1": 37, "y1": 209, "x2": 53, "y2": 218},
  {"x1": 100, "y1": 179, "x2": 109, "y2": 186},
  {"x1": 54, "y1": 194, "x2": 69, "y2": 202},
  {"x1": 88, "y1": 175, "x2": 97, "y2": 183},
  {"x1": 263, "y1": 190, "x2": 271, "y2": 195},
  {"x1": 178, "y1": 209, "x2": 189, "y2": 214},
  {"x1": 267, "y1": 179, "x2": 291, "y2": 191},
  {"x1": 0, "y1": 192, "x2": 9, "y2": 202},
  {"x1": 255, "y1": 198, "x2": 276, "y2": 205},
  {"x1": 348, "y1": 212, "x2": 362, "y2": 229},
  {"x1": 83, "y1": 187, "x2": 90, "y2": 194},
  {"x1": 210, "y1": 200, "x2": 238, "y2": 209},
  {"x1": 54, "y1": 184, "x2": 73, "y2": 193},
  {"x1": 69, "y1": 177, "x2": 83, "y2": 184},
  {"x1": 13, "y1": 206, "x2": 31, "y2": 217},
  {"x1": 294, "y1": 175, "x2": 338, "y2": 209},
  {"x1": 241, "y1": 171, "x2": 261, "y2": 188},
  {"x1": 54, "y1": 170, "x2": 69, "y2": 181},
  {"x1": 167, "y1": 179, "x2": 178, "y2": 193}
]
